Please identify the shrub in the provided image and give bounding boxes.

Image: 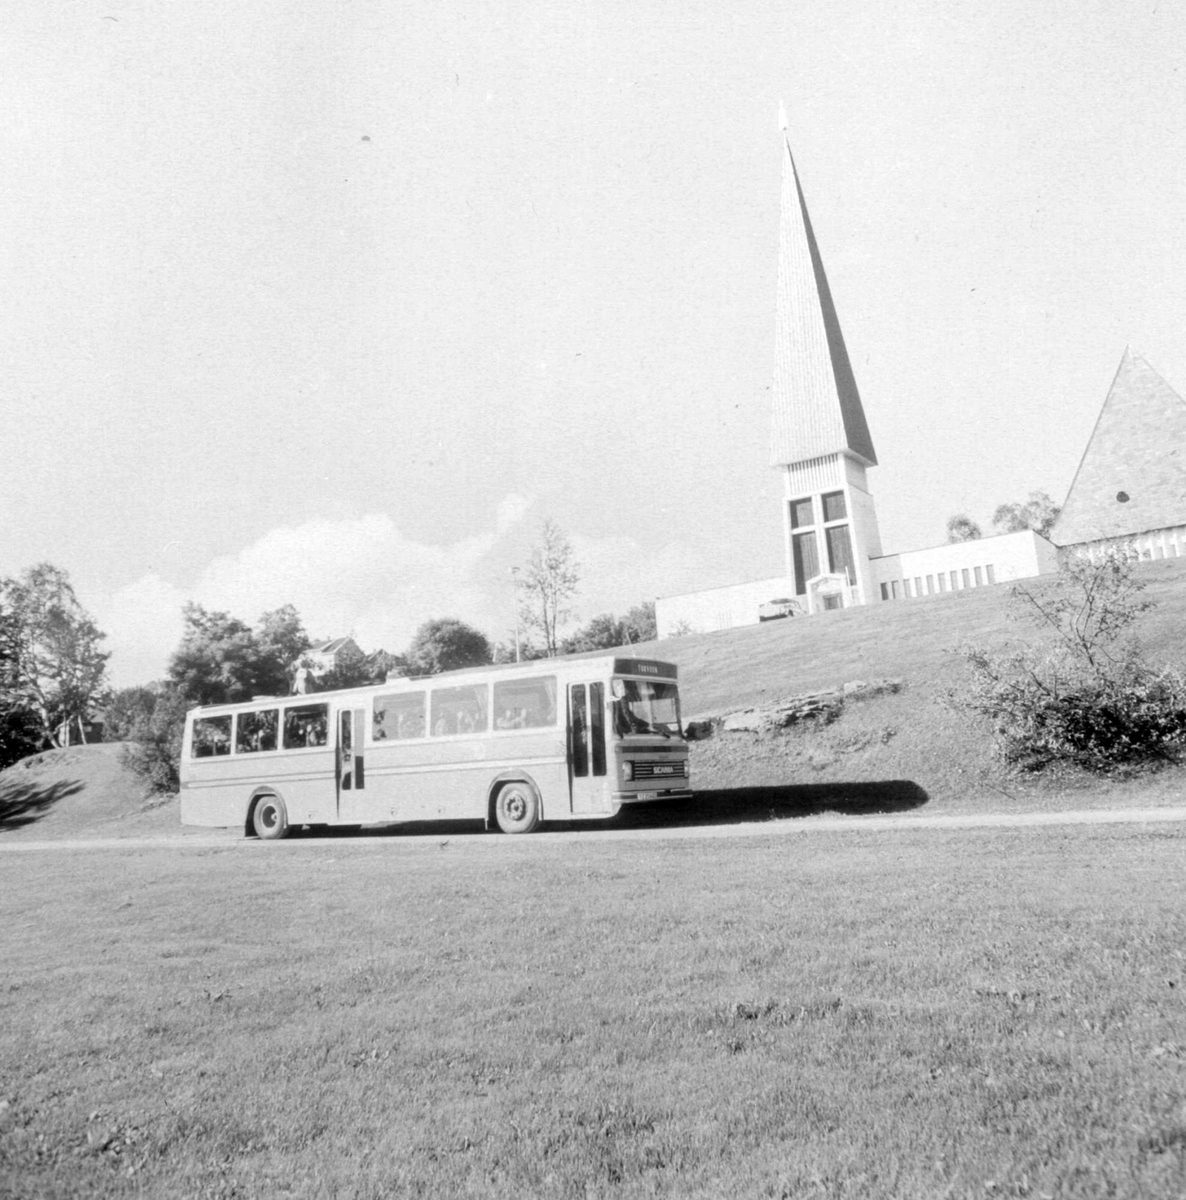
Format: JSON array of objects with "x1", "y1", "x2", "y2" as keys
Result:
[
  {"x1": 958, "y1": 550, "x2": 1186, "y2": 772},
  {"x1": 117, "y1": 686, "x2": 188, "y2": 794}
]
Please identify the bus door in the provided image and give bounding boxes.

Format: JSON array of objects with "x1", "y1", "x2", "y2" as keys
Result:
[
  {"x1": 568, "y1": 682, "x2": 609, "y2": 814},
  {"x1": 336, "y1": 707, "x2": 368, "y2": 819}
]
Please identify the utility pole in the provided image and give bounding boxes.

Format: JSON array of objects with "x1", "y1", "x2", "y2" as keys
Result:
[{"x1": 511, "y1": 566, "x2": 521, "y2": 662}]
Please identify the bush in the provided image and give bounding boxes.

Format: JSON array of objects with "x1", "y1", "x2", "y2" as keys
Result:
[
  {"x1": 0, "y1": 705, "x2": 42, "y2": 771},
  {"x1": 958, "y1": 550, "x2": 1186, "y2": 772},
  {"x1": 116, "y1": 686, "x2": 187, "y2": 794}
]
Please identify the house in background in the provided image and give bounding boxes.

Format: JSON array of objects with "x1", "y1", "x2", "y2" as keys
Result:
[{"x1": 303, "y1": 637, "x2": 363, "y2": 677}]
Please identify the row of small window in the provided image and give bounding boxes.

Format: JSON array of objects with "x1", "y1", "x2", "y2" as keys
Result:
[
  {"x1": 190, "y1": 677, "x2": 559, "y2": 758},
  {"x1": 879, "y1": 564, "x2": 996, "y2": 601}
]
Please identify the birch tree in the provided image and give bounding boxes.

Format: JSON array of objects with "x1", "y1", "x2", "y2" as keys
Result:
[{"x1": 518, "y1": 520, "x2": 580, "y2": 657}]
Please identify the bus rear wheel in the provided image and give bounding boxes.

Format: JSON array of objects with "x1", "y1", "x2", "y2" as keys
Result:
[
  {"x1": 494, "y1": 781, "x2": 540, "y2": 835},
  {"x1": 252, "y1": 795, "x2": 290, "y2": 841}
]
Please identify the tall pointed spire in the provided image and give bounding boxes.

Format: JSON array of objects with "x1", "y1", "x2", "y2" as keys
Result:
[{"x1": 770, "y1": 124, "x2": 876, "y2": 467}]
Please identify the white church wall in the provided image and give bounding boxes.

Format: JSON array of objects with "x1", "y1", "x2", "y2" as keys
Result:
[
  {"x1": 868, "y1": 530, "x2": 1058, "y2": 600},
  {"x1": 1066, "y1": 525, "x2": 1186, "y2": 563},
  {"x1": 655, "y1": 575, "x2": 798, "y2": 638}
]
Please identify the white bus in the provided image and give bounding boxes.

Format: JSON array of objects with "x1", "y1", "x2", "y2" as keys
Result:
[{"x1": 179, "y1": 655, "x2": 690, "y2": 838}]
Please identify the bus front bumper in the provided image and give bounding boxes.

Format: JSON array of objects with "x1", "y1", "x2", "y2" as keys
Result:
[{"x1": 613, "y1": 789, "x2": 693, "y2": 804}]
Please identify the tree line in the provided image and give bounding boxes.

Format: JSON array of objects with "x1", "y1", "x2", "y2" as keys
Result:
[
  {"x1": 0, "y1": 521, "x2": 657, "y2": 784},
  {"x1": 946, "y1": 490, "x2": 1061, "y2": 543}
]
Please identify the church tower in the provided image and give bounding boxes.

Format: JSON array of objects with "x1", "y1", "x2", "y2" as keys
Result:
[{"x1": 770, "y1": 112, "x2": 882, "y2": 612}]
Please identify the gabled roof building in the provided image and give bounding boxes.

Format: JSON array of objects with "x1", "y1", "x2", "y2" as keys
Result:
[
  {"x1": 654, "y1": 116, "x2": 1178, "y2": 640},
  {"x1": 654, "y1": 113, "x2": 1058, "y2": 637},
  {"x1": 1049, "y1": 349, "x2": 1186, "y2": 560}
]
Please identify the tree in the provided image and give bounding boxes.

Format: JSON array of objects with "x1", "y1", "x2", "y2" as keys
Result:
[
  {"x1": 168, "y1": 605, "x2": 259, "y2": 705},
  {"x1": 255, "y1": 605, "x2": 311, "y2": 695},
  {"x1": 991, "y1": 490, "x2": 1061, "y2": 539},
  {"x1": 0, "y1": 563, "x2": 110, "y2": 748},
  {"x1": 492, "y1": 639, "x2": 546, "y2": 665},
  {"x1": 403, "y1": 618, "x2": 492, "y2": 676},
  {"x1": 111, "y1": 683, "x2": 189, "y2": 793},
  {"x1": 168, "y1": 603, "x2": 315, "y2": 703},
  {"x1": 518, "y1": 520, "x2": 580, "y2": 657},
  {"x1": 622, "y1": 601, "x2": 657, "y2": 644},
  {"x1": 946, "y1": 514, "x2": 983, "y2": 543},
  {"x1": 561, "y1": 601, "x2": 655, "y2": 654},
  {"x1": 103, "y1": 685, "x2": 162, "y2": 742},
  {"x1": 0, "y1": 603, "x2": 41, "y2": 767},
  {"x1": 562, "y1": 614, "x2": 626, "y2": 654},
  {"x1": 957, "y1": 549, "x2": 1186, "y2": 772}
]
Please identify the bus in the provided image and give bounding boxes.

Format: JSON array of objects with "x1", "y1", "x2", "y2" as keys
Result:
[{"x1": 179, "y1": 655, "x2": 690, "y2": 838}]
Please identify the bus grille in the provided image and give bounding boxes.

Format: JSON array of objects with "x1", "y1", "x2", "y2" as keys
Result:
[{"x1": 631, "y1": 761, "x2": 687, "y2": 780}]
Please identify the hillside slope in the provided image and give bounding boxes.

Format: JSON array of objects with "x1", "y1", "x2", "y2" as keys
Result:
[
  {"x1": 645, "y1": 557, "x2": 1186, "y2": 810},
  {"x1": 0, "y1": 744, "x2": 179, "y2": 839},
  {"x1": 2, "y1": 559, "x2": 1183, "y2": 839}
]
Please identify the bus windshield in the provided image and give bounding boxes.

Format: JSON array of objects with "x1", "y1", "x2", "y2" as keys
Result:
[{"x1": 611, "y1": 678, "x2": 682, "y2": 738}]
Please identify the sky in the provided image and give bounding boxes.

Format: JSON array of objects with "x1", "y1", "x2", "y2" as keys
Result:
[{"x1": 3, "y1": 1, "x2": 1185, "y2": 685}]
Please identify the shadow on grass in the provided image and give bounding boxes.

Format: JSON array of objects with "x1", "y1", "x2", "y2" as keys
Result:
[
  {"x1": 0, "y1": 777, "x2": 85, "y2": 831},
  {"x1": 294, "y1": 779, "x2": 928, "y2": 839},
  {"x1": 608, "y1": 780, "x2": 929, "y2": 831}
]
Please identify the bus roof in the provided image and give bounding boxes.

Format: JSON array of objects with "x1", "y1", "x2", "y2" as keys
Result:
[{"x1": 185, "y1": 654, "x2": 678, "y2": 716}]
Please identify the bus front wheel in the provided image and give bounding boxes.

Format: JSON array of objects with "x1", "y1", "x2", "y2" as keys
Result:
[
  {"x1": 252, "y1": 795, "x2": 290, "y2": 841},
  {"x1": 494, "y1": 782, "x2": 540, "y2": 835}
]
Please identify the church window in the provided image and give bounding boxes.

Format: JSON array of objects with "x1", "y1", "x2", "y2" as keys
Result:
[
  {"x1": 789, "y1": 498, "x2": 814, "y2": 529},
  {"x1": 826, "y1": 524, "x2": 854, "y2": 580},
  {"x1": 937, "y1": 574, "x2": 948, "y2": 593},
  {"x1": 974, "y1": 566, "x2": 983, "y2": 585},
  {"x1": 822, "y1": 491, "x2": 847, "y2": 522},
  {"x1": 925, "y1": 575, "x2": 934, "y2": 594},
  {"x1": 949, "y1": 571, "x2": 958, "y2": 590},
  {"x1": 879, "y1": 582, "x2": 890, "y2": 601},
  {"x1": 890, "y1": 580, "x2": 901, "y2": 600},
  {"x1": 792, "y1": 531, "x2": 819, "y2": 594},
  {"x1": 913, "y1": 577, "x2": 922, "y2": 595},
  {"x1": 961, "y1": 568, "x2": 970, "y2": 588},
  {"x1": 985, "y1": 564, "x2": 996, "y2": 584}
]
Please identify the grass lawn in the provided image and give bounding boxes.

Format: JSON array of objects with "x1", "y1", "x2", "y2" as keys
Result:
[{"x1": 3, "y1": 825, "x2": 1186, "y2": 1198}]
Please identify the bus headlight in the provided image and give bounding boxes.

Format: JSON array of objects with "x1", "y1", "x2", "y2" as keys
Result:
[{"x1": 621, "y1": 761, "x2": 634, "y2": 781}]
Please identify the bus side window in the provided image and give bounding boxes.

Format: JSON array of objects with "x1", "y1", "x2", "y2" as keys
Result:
[
  {"x1": 430, "y1": 685, "x2": 488, "y2": 737},
  {"x1": 283, "y1": 704, "x2": 329, "y2": 749},
  {"x1": 192, "y1": 715, "x2": 231, "y2": 758},
  {"x1": 493, "y1": 676, "x2": 557, "y2": 729},
  {"x1": 373, "y1": 692, "x2": 426, "y2": 740},
  {"x1": 236, "y1": 708, "x2": 278, "y2": 754}
]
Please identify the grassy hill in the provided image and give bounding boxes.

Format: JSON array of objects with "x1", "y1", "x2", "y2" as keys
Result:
[
  {"x1": 2, "y1": 558, "x2": 1184, "y2": 840},
  {"x1": 0, "y1": 743, "x2": 178, "y2": 840},
  {"x1": 647, "y1": 556, "x2": 1186, "y2": 812}
]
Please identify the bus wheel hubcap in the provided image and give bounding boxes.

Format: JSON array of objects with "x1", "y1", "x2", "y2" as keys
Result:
[{"x1": 505, "y1": 792, "x2": 525, "y2": 820}]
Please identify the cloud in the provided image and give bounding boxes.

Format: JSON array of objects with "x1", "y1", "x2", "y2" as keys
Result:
[
  {"x1": 95, "y1": 573, "x2": 188, "y2": 688},
  {"x1": 97, "y1": 497, "x2": 717, "y2": 686},
  {"x1": 99, "y1": 501, "x2": 532, "y2": 685}
]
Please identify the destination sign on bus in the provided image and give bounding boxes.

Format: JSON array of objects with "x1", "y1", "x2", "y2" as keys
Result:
[{"x1": 612, "y1": 658, "x2": 677, "y2": 679}]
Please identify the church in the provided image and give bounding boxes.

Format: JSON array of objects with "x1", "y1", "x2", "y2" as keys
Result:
[{"x1": 655, "y1": 117, "x2": 1186, "y2": 638}]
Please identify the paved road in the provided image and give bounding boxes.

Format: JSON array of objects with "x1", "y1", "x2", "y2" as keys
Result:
[{"x1": 3, "y1": 805, "x2": 1185, "y2": 852}]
